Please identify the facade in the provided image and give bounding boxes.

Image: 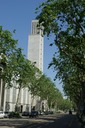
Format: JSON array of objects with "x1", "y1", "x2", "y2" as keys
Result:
[
  {"x1": 28, "y1": 20, "x2": 44, "y2": 72},
  {"x1": 1, "y1": 20, "x2": 47, "y2": 112},
  {"x1": 28, "y1": 20, "x2": 45, "y2": 111},
  {"x1": 3, "y1": 83, "x2": 31, "y2": 112}
]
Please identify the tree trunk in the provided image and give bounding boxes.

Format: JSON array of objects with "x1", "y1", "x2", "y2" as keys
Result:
[
  {"x1": 31, "y1": 95, "x2": 35, "y2": 110},
  {"x1": 15, "y1": 86, "x2": 21, "y2": 112}
]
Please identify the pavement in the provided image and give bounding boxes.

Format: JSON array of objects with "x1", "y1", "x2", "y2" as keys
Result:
[{"x1": 0, "y1": 113, "x2": 81, "y2": 128}]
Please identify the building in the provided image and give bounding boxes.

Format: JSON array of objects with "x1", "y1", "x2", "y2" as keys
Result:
[
  {"x1": 28, "y1": 20, "x2": 45, "y2": 111},
  {"x1": 2, "y1": 20, "x2": 47, "y2": 112},
  {"x1": 28, "y1": 20, "x2": 44, "y2": 72}
]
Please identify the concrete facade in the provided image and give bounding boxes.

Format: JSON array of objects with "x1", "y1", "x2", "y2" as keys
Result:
[
  {"x1": 28, "y1": 20, "x2": 44, "y2": 72},
  {"x1": 1, "y1": 20, "x2": 47, "y2": 112},
  {"x1": 4, "y1": 86, "x2": 31, "y2": 112},
  {"x1": 28, "y1": 20, "x2": 45, "y2": 111}
]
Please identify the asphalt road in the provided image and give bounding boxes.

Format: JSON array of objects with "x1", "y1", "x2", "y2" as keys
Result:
[{"x1": 0, "y1": 113, "x2": 81, "y2": 128}]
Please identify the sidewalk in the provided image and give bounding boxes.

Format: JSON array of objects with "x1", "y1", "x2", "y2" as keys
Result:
[{"x1": 0, "y1": 114, "x2": 81, "y2": 128}]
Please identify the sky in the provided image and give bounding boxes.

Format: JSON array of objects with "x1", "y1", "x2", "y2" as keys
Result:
[{"x1": 0, "y1": 0, "x2": 64, "y2": 94}]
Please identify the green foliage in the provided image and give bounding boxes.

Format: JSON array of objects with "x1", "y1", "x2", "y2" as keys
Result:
[
  {"x1": 59, "y1": 99, "x2": 72, "y2": 111},
  {"x1": 8, "y1": 111, "x2": 21, "y2": 118},
  {"x1": 36, "y1": 0, "x2": 85, "y2": 109},
  {"x1": 0, "y1": 26, "x2": 18, "y2": 87},
  {"x1": 0, "y1": 26, "x2": 17, "y2": 55},
  {"x1": 0, "y1": 26, "x2": 66, "y2": 110},
  {"x1": 34, "y1": 74, "x2": 63, "y2": 109}
]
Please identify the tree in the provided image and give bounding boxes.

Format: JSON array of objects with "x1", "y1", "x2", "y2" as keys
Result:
[
  {"x1": 10, "y1": 48, "x2": 42, "y2": 111},
  {"x1": 0, "y1": 26, "x2": 20, "y2": 110},
  {"x1": 0, "y1": 26, "x2": 18, "y2": 86},
  {"x1": 36, "y1": 0, "x2": 85, "y2": 109},
  {"x1": 59, "y1": 99, "x2": 72, "y2": 111},
  {"x1": 35, "y1": 74, "x2": 63, "y2": 110}
]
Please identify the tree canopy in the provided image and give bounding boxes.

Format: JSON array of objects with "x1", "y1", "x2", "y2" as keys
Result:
[
  {"x1": 36, "y1": 0, "x2": 85, "y2": 109},
  {"x1": 0, "y1": 26, "x2": 67, "y2": 111}
]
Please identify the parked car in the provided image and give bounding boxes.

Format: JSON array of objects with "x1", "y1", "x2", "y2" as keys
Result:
[
  {"x1": 29, "y1": 111, "x2": 38, "y2": 118},
  {"x1": 4, "y1": 112, "x2": 9, "y2": 118},
  {"x1": 44, "y1": 111, "x2": 53, "y2": 115},
  {"x1": 0, "y1": 111, "x2": 5, "y2": 118},
  {"x1": 22, "y1": 111, "x2": 29, "y2": 116}
]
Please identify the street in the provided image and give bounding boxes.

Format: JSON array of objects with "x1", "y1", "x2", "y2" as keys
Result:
[{"x1": 0, "y1": 113, "x2": 81, "y2": 128}]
